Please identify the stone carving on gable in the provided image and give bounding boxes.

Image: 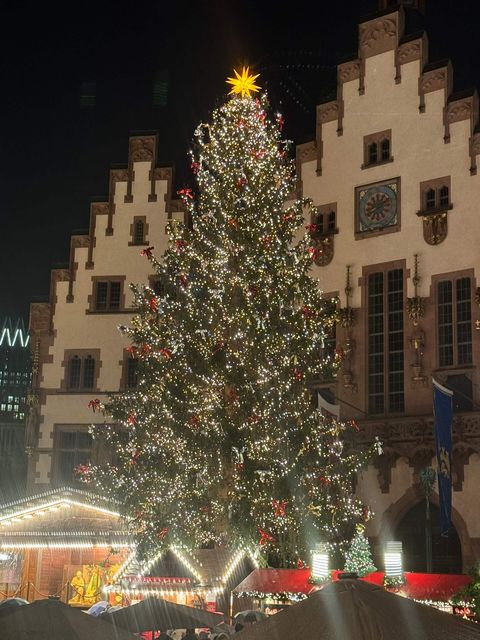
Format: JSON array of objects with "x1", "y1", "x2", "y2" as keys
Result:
[
  {"x1": 419, "y1": 70, "x2": 446, "y2": 95},
  {"x1": 446, "y1": 100, "x2": 472, "y2": 124},
  {"x1": 51, "y1": 269, "x2": 70, "y2": 283},
  {"x1": 154, "y1": 167, "x2": 173, "y2": 180},
  {"x1": 338, "y1": 60, "x2": 360, "y2": 84},
  {"x1": 71, "y1": 235, "x2": 90, "y2": 250},
  {"x1": 296, "y1": 141, "x2": 316, "y2": 164},
  {"x1": 30, "y1": 303, "x2": 51, "y2": 334},
  {"x1": 317, "y1": 101, "x2": 339, "y2": 124},
  {"x1": 359, "y1": 17, "x2": 398, "y2": 58},
  {"x1": 110, "y1": 168, "x2": 129, "y2": 185},
  {"x1": 91, "y1": 202, "x2": 109, "y2": 217},
  {"x1": 128, "y1": 136, "x2": 155, "y2": 162},
  {"x1": 398, "y1": 40, "x2": 421, "y2": 65}
]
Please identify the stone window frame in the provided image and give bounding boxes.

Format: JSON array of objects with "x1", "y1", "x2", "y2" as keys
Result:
[
  {"x1": 355, "y1": 177, "x2": 401, "y2": 240},
  {"x1": 362, "y1": 130, "x2": 393, "y2": 169},
  {"x1": 312, "y1": 203, "x2": 338, "y2": 237},
  {"x1": 119, "y1": 349, "x2": 139, "y2": 391},
  {"x1": 418, "y1": 176, "x2": 453, "y2": 215},
  {"x1": 128, "y1": 215, "x2": 149, "y2": 246},
  {"x1": 60, "y1": 349, "x2": 101, "y2": 392},
  {"x1": 87, "y1": 275, "x2": 127, "y2": 314},
  {"x1": 431, "y1": 268, "x2": 476, "y2": 372},
  {"x1": 52, "y1": 424, "x2": 94, "y2": 487}
]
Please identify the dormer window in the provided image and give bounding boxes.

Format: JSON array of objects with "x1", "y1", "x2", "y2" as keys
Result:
[{"x1": 363, "y1": 130, "x2": 393, "y2": 168}]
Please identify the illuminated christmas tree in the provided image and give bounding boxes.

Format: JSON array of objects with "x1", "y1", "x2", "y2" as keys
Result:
[
  {"x1": 90, "y1": 69, "x2": 372, "y2": 564},
  {"x1": 343, "y1": 524, "x2": 376, "y2": 577}
]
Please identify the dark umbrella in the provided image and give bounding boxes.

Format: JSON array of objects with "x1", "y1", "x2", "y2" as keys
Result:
[
  {"x1": 0, "y1": 598, "x2": 136, "y2": 639},
  {"x1": 236, "y1": 579, "x2": 480, "y2": 639},
  {"x1": 105, "y1": 596, "x2": 224, "y2": 633},
  {"x1": 0, "y1": 598, "x2": 30, "y2": 619},
  {"x1": 234, "y1": 610, "x2": 267, "y2": 624}
]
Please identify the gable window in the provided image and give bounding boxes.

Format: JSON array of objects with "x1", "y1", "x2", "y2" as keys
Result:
[
  {"x1": 363, "y1": 130, "x2": 392, "y2": 168},
  {"x1": 437, "y1": 276, "x2": 472, "y2": 368},
  {"x1": 67, "y1": 355, "x2": 96, "y2": 390},
  {"x1": 134, "y1": 220, "x2": 145, "y2": 244},
  {"x1": 89, "y1": 277, "x2": 126, "y2": 313},
  {"x1": 54, "y1": 427, "x2": 92, "y2": 485},
  {"x1": 367, "y1": 266, "x2": 404, "y2": 415},
  {"x1": 95, "y1": 280, "x2": 121, "y2": 311},
  {"x1": 63, "y1": 349, "x2": 100, "y2": 392},
  {"x1": 420, "y1": 177, "x2": 452, "y2": 213},
  {"x1": 129, "y1": 216, "x2": 149, "y2": 246}
]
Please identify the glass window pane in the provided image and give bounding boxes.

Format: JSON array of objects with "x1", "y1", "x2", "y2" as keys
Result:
[
  {"x1": 134, "y1": 220, "x2": 145, "y2": 244},
  {"x1": 83, "y1": 356, "x2": 95, "y2": 389},
  {"x1": 109, "y1": 282, "x2": 121, "y2": 310},
  {"x1": 68, "y1": 357, "x2": 81, "y2": 389},
  {"x1": 96, "y1": 281, "x2": 108, "y2": 310}
]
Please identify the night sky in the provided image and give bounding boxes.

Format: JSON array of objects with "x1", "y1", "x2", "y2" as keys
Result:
[{"x1": 1, "y1": 1, "x2": 479, "y2": 320}]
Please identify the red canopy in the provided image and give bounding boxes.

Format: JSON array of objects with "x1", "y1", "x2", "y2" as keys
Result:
[{"x1": 233, "y1": 569, "x2": 472, "y2": 602}]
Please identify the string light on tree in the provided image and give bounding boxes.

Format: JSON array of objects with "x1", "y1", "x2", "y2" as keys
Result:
[{"x1": 90, "y1": 68, "x2": 373, "y2": 565}]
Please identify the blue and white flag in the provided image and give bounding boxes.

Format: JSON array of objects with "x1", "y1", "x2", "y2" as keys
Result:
[{"x1": 433, "y1": 378, "x2": 453, "y2": 536}]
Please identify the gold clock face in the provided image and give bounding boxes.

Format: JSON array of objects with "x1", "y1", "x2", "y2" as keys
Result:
[{"x1": 357, "y1": 180, "x2": 399, "y2": 232}]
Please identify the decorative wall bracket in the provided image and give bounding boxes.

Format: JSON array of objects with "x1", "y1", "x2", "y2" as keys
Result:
[
  {"x1": 407, "y1": 254, "x2": 427, "y2": 382},
  {"x1": 339, "y1": 266, "x2": 357, "y2": 391},
  {"x1": 475, "y1": 287, "x2": 480, "y2": 330},
  {"x1": 338, "y1": 306, "x2": 355, "y2": 329}
]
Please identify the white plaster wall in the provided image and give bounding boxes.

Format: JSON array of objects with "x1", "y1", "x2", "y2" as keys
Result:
[{"x1": 35, "y1": 161, "x2": 176, "y2": 484}]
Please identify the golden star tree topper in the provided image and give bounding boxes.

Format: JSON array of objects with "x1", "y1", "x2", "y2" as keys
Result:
[{"x1": 226, "y1": 66, "x2": 260, "y2": 98}]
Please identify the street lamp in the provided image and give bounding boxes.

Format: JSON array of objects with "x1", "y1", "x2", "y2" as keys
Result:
[{"x1": 311, "y1": 543, "x2": 329, "y2": 581}]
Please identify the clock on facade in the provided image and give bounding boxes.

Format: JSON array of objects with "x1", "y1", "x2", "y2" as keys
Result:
[{"x1": 356, "y1": 178, "x2": 400, "y2": 234}]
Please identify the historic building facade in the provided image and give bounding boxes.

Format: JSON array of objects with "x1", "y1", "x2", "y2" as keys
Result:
[
  {"x1": 26, "y1": 135, "x2": 185, "y2": 492},
  {"x1": 298, "y1": 2, "x2": 480, "y2": 572}
]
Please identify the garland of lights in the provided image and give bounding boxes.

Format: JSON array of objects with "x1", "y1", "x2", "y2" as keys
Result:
[{"x1": 89, "y1": 69, "x2": 374, "y2": 566}]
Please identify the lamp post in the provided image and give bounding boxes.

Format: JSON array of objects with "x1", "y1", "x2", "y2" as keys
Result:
[{"x1": 311, "y1": 543, "x2": 329, "y2": 583}]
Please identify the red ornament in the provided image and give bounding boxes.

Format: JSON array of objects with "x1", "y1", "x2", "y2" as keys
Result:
[
  {"x1": 227, "y1": 387, "x2": 239, "y2": 403},
  {"x1": 308, "y1": 246, "x2": 319, "y2": 261},
  {"x1": 159, "y1": 348, "x2": 172, "y2": 360},
  {"x1": 272, "y1": 499, "x2": 287, "y2": 518},
  {"x1": 126, "y1": 346, "x2": 138, "y2": 358},
  {"x1": 257, "y1": 110, "x2": 266, "y2": 123},
  {"x1": 235, "y1": 462, "x2": 245, "y2": 472},
  {"x1": 88, "y1": 398, "x2": 101, "y2": 413},
  {"x1": 191, "y1": 161, "x2": 200, "y2": 174},
  {"x1": 251, "y1": 149, "x2": 266, "y2": 159},
  {"x1": 258, "y1": 528, "x2": 275, "y2": 545},
  {"x1": 293, "y1": 368, "x2": 303, "y2": 381},
  {"x1": 141, "y1": 344, "x2": 152, "y2": 357},
  {"x1": 236, "y1": 177, "x2": 247, "y2": 188},
  {"x1": 350, "y1": 419, "x2": 360, "y2": 432},
  {"x1": 248, "y1": 413, "x2": 259, "y2": 423},
  {"x1": 228, "y1": 218, "x2": 239, "y2": 229},
  {"x1": 319, "y1": 476, "x2": 331, "y2": 486},
  {"x1": 148, "y1": 297, "x2": 158, "y2": 312},
  {"x1": 335, "y1": 346, "x2": 345, "y2": 360},
  {"x1": 175, "y1": 239, "x2": 188, "y2": 251},
  {"x1": 261, "y1": 235, "x2": 272, "y2": 248},
  {"x1": 282, "y1": 211, "x2": 295, "y2": 223},
  {"x1": 127, "y1": 414, "x2": 137, "y2": 426},
  {"x1": 306, "y1": 223, "x2": 319, "y2": 235},
  {"x1": 237, "y1": 118, "x2": 247, "y2": 129},
  {"x1": 246, "y1": 285, "x2": 258, "y2": 297},
  {"x1": 177, "y1": 188, "x2": 193, "y2": 200},
  {"x1": 178, "y1": 274, "x2": 188, "y2": 288},
  {"x1": 157, "y1": 527, "x2": 169, "y2": 540},
  {"x1": 302, "y1": 306, "x2": 315, "y2": 318},
  {"x1": 74, "y1": 464, "x2": 93, "y2": 483},
  {"x1": 276, "y1": 113, "x2": 285, "y2": 130},
  {"x1": 297, "y1": 558, "x2": 306, "y2": 569},
  {"x1": 188, "y1": 415, "x2": 200, "y2": 430},
  {"x1": 130, "y1": 449, "x2": 141, "y2": 464},
  {"x1": 213, "y1": 340, "x2": 226, "y2": 354},
  {"x1": 140, "y1": 246, "x2": 155, "y2": 258}
]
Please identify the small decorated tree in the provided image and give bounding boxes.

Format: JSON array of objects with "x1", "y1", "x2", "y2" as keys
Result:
[{"x1": 343, "y1": 524, "x2": 376, "y2": 577}]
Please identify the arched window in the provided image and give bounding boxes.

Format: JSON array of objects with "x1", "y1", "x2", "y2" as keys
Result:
[
  {"x1": 395, "y1": 502, "x2": 462, "y2": 573},
  {"x1": 368, "y1": 142, "x2": 378, "y2": 165},
  {"x1": 134, "y1": 219, "x2": 145, "y2": 245}
]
